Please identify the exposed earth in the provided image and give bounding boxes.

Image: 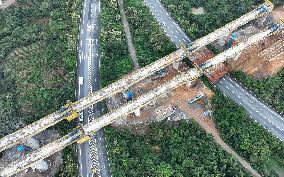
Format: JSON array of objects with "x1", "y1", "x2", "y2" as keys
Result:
[
  {"x1": 105, "y1": 6, "x2": 284, "y2": 177},
  {"x1": 107, "y1": 60, "x2": 213, "y2": 128},
  {"x1": 0, "y1": 130, "x2": 62, "y2": 177},
  {"x1": 226, "y1": 6, "x2": 284, "y2": 79},
  {"x1": 191, "y1": 7, "x2": 205, "y2": 15},
  {"x1": 107, "y1": 62, "x2": 261, "y2": 176},
  {"x1": 228, "y1": 33, "x2": 284, "y2": 78}
]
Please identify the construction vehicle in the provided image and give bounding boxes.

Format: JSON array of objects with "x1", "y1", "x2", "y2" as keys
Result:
[
  {"x1": 1, "y1": 3, "x2": 282, "y2": 176},
  {"x1": 199, "y1": 19, "x2": 284, "y2": 70},
  {"x1": 188, "y1": 91, "x2": 205, "y2": 104},
  {"x1": 3, "y1": 20, "x2": 283, "y2": 175},
  {"x1": 0, "y1": 69, "x2": 200, "y2": 177},
  {"x1": 152, "y1": 68, "x2": 167, "y2": 80},
  {"x1": 0, "y1": 1, "x2": 274, "y2": 154},
  {"x1": 126, "y1": 90, "x2": 133, "y2": 102},
  {"x1": 225, "y1": 33, "x2": 239, "y2": 49}
]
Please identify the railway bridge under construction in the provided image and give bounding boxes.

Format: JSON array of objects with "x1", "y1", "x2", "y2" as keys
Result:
[{"x1": 1, "y1": 1, "x2": 284, "y2": 176}]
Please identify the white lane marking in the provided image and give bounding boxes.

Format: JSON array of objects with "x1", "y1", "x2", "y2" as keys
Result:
[
  {"x1": 228, "y1": 77, "x2": 234, "y2": 83},
  {"x1": 98, "y1": 1, "x2": 100, "y2": 12},
  {"x1": 79, "y1": 77, "x2": 84, "y2": 85}
]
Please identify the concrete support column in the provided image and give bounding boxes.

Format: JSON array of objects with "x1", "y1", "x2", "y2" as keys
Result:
[{"x1": 134, "y1": 109, "x2": 141, "y2": 117}]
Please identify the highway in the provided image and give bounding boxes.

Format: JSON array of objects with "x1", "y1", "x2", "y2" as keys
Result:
[
  {"x1": 0, "y1": 69, "x2": 200, "y2": 177},
  {"x1": 2, "y1": 20, "x2": 283, "y2": 177},
  {"x1": 0, "y1": 0, "x2": 272, "y2": 153},
  {"x1": 77, "y1": 0, "x2": 111, "y2": 176},
  {"x1": 145, "y1": 0, "x2": 284, "y2": 142},
  {"x1": 144, "y1": 0, "x2": 267, "y2": 50},
  {"x1": 216, "y1": 76, "x2": 284, "y2": 142},
  {"x1": 145, "y1": 0, "x2": 191, "y2": 46},
  {"x1": 0, "y1": 2, "x2": 280, "y2": 175}
]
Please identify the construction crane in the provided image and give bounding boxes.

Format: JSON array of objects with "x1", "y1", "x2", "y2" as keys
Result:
[
  {"x1": 2, "y1": 18, "x2": 284, "y2": 175},
  {"x1": 0, "y1": 1, "x2": 273, "y2": 153}
]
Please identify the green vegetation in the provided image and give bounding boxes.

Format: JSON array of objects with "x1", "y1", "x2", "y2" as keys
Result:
[
  {"x1": 272, "y1": 0, "x2": 284, "y2": 6},
  {"x1": 99, "y1": 0, "x2": 176, "y2": 87},
  {"x1": 0, "y1": 0, "x2": 80, "y2": 175},
  {"x1": 232, "y1": 70, "x2": 284, "y2": 114},
  {"x1": 158, "y1": 0, "x2": 284, "y2": 176},
  {"x1": 124, "y1": 0, "x2": 176, "y2": 67},
  {"x1": 100, "y1": 0, "x2": 133, "y2": 87},
  {"x1": 160, "y1": 0, "x2": 283, "y2": 40},
  {"x1": 101, "y1": 0, "x2": 270, "y2": 176},
  {"x1": 1, "y1": 0, "x2": 283, "y2": 176},
  {"x1": 228, "y1": 62, "x2": 284, "y2": 177},
  {"x1": 106, "y1": 120, "x2": 252, "y2": 177},
  {"x1": 56, "y1": 145, "x2": 78, "y2": 177},
  {"x1": 212, "y1": 92, "x2": 284, "y2": 177}
]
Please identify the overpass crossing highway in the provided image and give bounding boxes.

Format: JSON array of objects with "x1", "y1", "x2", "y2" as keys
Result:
[
  {"x1": 77, "y1": 0, "x2": 111, "y2": 176},
  {"x1": 1, "y1": 1, "x2": 282, "y2": 176},
  {"x1": 145, "y1": 0, "x2": 272, "y2": 50},
  {"x1": 0, "y1": 68, "x2": 201, "y2": 176},
  {"x1": 1, "y1": 19, "x2": 284, "y2": 176},
  {"x1": 145, "y1": 0, "x2": 284, "y2": 143},
  {"x1": 0, "y1": 1, "x2": 274, "y2": 153}
]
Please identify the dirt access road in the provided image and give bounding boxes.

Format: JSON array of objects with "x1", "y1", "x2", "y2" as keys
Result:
[
  {"x1": 177, "y1": 100, "x2": 261, "y2": 177},
  {"x1": 117, "y1": 0, "x2": 140, "y2": 70}
]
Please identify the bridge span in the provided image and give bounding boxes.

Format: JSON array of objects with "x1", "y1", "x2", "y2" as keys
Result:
[
  {"x1": 0, "y1": 1, "x2": 274, "y2": 153},
  {"x1": 0, "y1": 68, "x2": 200, "y2": 177},
  {"x1": 1, "y1": 18, "x2": 283, "y2": 176},
  {"x1": 1, "y1": 2, "x2": 284, "y2": 176}
]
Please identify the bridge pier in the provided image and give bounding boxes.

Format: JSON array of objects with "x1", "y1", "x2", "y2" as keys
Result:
[{"x1": 134, "y1": 109, "x2": 141, "y2": 117}]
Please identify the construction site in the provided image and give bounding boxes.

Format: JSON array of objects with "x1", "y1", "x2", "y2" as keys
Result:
[
  {"x1": 0, "y1": 130, "x2": 62, "y2": 177},
  {"x1": 107, "y1": 5, "x2": 284, "y2": 133},
  {"x1": 225, "y1": 6, "x2": 284, "y2": 78},
  {"x1": 108, "y1": 60, "x2": 214, "y2": 131},
  {"x1": 0, "y1": 0, "x2": 284, "y2": 176}
]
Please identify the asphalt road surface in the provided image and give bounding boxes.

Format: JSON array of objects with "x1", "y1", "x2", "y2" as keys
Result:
[
  {"x1": 216, "y1": 75, "x2": 284, "y2": 142},
  {"x1": 77, "y1": 0, "x2": 111, "y2": 176},
  {"x1": 145, "y1": 0, "x2": 284, "y2": 142},
  {"x1": 145, "y1": 0, "x2": 191, "y2": 47}
]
